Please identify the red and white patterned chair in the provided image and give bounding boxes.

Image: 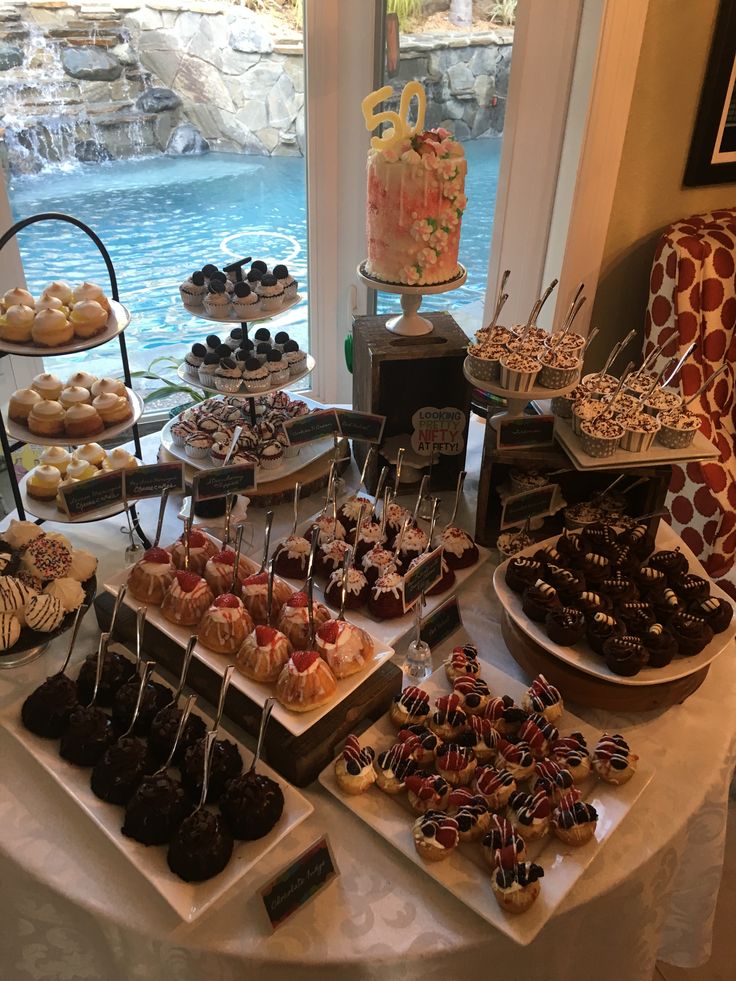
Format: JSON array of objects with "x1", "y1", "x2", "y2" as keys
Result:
[{"x1": 644, "y1": 208, "x2": 736, "y2": 597}]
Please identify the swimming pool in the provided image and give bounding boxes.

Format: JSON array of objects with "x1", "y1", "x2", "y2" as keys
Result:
[{"x1": 7, "y1": 138, "x2": 500, "y2": 379}]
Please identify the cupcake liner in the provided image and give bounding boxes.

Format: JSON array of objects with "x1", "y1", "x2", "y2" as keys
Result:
[
  {"x1": 620, "y1": 426, "x2": 659, "y2": 453},
  {"x1": 198, "y1": 371, "x2": 217, "y2": 389},
  {"x1": 185, "y1": 444, "x2": 211, "y2": 459},
  {"x1": 499, "y1": 363, "x2": 540, "y2": 393},
  {"x1": 538, "y1": 364, "x2": 580, "y2": 389},
  {"x1": 551, "y1": 394, "x2": 574, "y2": 419},
  {"x1": 657, "y1": 425, "x2": 697, "y2": 449},
  {"x1": 183, "y1": 362, "x2": 201, "y2": 377},
  {"x1": 289, "y1": 357, "x2": 307, "y2": 376},
  {"x1": 283, "y1": 445, "x2": 301, "y2": 459},
  {"x1": 245, "y1": 379, "x2": 270, "y2": 394},
  {"x1": 260, "y1": 453, "x2": 283, "y2": 470},
  {"x1": 260, "y1": 295, "x2": 284, "y2": 312},
  {"x1": 179, "y1": 286, "x2": 204, "y2": 308},
  {"x1": 579, "y1": 425, "x2": 622, "y2": 458},
  {"x1": 214, "y1": 377, "x2": 243, "y2": 394},
  {"x1": 233, "y1": 300, "x2": 261, "y2": 318},
  {"x1": 467, "y1": 353, "x2": 501, "y2": 383},
  {"x1": 170, "y1": 430, "x2": 187, "y2": 448}
]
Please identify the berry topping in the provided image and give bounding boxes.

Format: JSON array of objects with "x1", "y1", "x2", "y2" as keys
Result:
[
  {"x1": 214, "y1": 593, "x2": 241, "y2": 608},
  {"x1": 187, "y1": 530, "x2": 207, "y2": 548},
  {"x1": 291, "y1": 649, "x2": 320, "y2": 672},
  {"x1": 212, "y1": 550, "x2": 236, "y2": 565},
  {"x1": 288, "y1": 591, "x2": 309, "y2": 608},
  {"x1": 143, "y1": 547, "x2": 170, "y2": 564},
  {"x1": 317, "y1": 620, "x2": 341, "y2": 644},
  {"x1": 255, "y1": 625, "x2": 279, "y2": 645},
  {"x1": 175, "y1": 571, "x2": 202, "y2": 593},
  {"x1": 243, "y1": 572, "x2": 268, "y2": 586}
]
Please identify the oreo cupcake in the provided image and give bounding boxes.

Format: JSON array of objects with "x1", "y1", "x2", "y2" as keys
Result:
[
  {"x1": 273, "y1": 264, "x2": 297, "y2": 299},
  {"x1": 180, "y1": 270, "x2": 206, "y2": 308},
  {"x1": 214, "y1": 357, "x2": 242, "y2": 394},
  {"x1": 283, "y1": 339, "x2": 307, "y2": 376},
  {"x1": 198, "y1": 352, "x2": 220, "y2": 388},
  {"x1": 273, "y1": 330, "x2": 290, "y2": 353},
  {"x1": 257, "y1": 273, "x2": 285, "y2": 312},
  {"x1": 243, "y1": 358, "x2": 270, "y2": 394},
  {"x1": 204, "y1": 281, "x2": 230, "y2": 319},
  {"x1": 184, "y1": 342, "x2": 207, "y2": 377},
  {"x1": 266, "y1": 349, "x2": 289, "y2": 385},
  {"x1": 232, "y1": 282, "x2": 259, "y2": 318}
]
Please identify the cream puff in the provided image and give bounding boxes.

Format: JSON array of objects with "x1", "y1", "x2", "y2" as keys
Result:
[
  {"x1": 334, "y1": 735, "x2": 376, "y2": 795},
  {"x1": 8, "y1": 387, "x2": 42, "y2": 423},
  {"x1": 40, "y1": 445, "x2": 72, "y2": 475},
  {"x1": 389, "y1": 685, "x2": 431, "y2": 727},
  {"x1": 405, "y1": 771, "x2": 450, "y2": 814},
  {"x1": 550, "y1": 732, "x2": 591, "y2": 784},
  {"x1": 28, "y1": 400, "x2": 66, "y2": 437},
  {"x1": 91, "y1": 377, "x2": 127, "y2": 399},
  {"x1": 491, "y1": 861, "x2": 544, "y2": 914},
  {"x1": 93, "y1": 392, "x2": 132, "y2": 425},
  {"x1": 41, "y1": 280, "x2": 73, "y2": 305},
  {"x1": 0, "y1": 304, "x2": 34, "y2": 342},
  {"x1": 481, "y1": 815, "x2": 527, "y2": 870},
  {"x1": 71, "y1": 443, "x2": 105, "y2": 467},
  {"x1": 522, "y1": 674, "x2": 564, "y2": 723},
  {"x1": 36, "y1": 295, "x2": 66, "y2": 315},
  {"x1": 428, "y1": 694, "x2": 467, "y2": 741},
  {"x1": 373, "y1": 742, "x2": 417, "y2": 794},
  {"x1": 592, "y1": 732, "x2": 638, "y2": 785},
  {"x1": 64, "y1": 403, "x2": 104, "y2": 438},
  {"x1": 3, "y1": 287, "x2": 34, "y2": 309},
  {"x1": 66, "y1": 371, "x2": 97, "y2": 392},
  {"x1": 32, "y1": 307, "x2": 73, "y2": 347},
  {"x1": 496, "y1": 738, "x2": 535, "y2": 782},
  {"x1": 26, "y1": 464, "x2": 62, "y2": 501},
  {"x1": 435, "y1": 742, "x2": 477, "y2": 787},
  {"x1": 412, "y1": 810, "x2": 459, "y2": 862},
  {"x1": 507, "y1": 790, "x2": 552, "y2": 842},
  {"x1": 72, "y1": 281, "x2": 110, "y2": 312},
  {"x1": 551, "y1": 791, "x2": 598, "y2": 846},
  {"x1": 32, "y1": 372, "x2": 63, "y2": 401},
  {"x1": 59, "y1": 385, "x2": 92, "y2": 410},
  {"x1": 70, "y1": 299, "x2": 108, "y2": 338},
  {"x1": 473, "y1": 765, "x2": 516, "y2": 811}
]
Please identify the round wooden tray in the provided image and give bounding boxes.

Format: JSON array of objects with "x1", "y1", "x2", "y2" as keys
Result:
[{"x1": 501, "y1": 611, "x2": 709, "y2": 711}]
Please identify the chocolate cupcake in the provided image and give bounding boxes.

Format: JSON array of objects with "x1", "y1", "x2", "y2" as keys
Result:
[
  {"x1": 602, "y1": 635, "x2": 648, "y2": 676},
  {"x1": 148, "y1": 703, "x2": 208, "y2": 764},
  {"x1": 555, "y1": 530, "x2": 585, "y2": 567},
  {"x1": 675, "y1": 573, "x2": 710, "y2": 605},
  {"x1": 642, "y1": 623, "x2": 678, "y2": 668},
  {"x1": 580, "y1": 552, "x2": 610, "y2": 587},
  {"x1": 220, "y1": 771, "x2": 285, "y2": 840},
  {"x1": 669, "y1": 612, "x2": 713, "y2": 657},
  {"x1": 607, "y1": 545, "x2": 641, "y2": 578},
  {"x1": 586, "y1": 612, "x2": 624, "y2": 655},
  {"x1": 690, "y1": 596, "x2": 733, "y2": 634},
  {"x1": 522, "y1": 581, "x2": 561, "y2": 622},
  {"x1": 181, "y1": 736, "x2": 243, "y2": 803},
  {"x1": 581, "y1": 522, "x2": 618, "y2": 558},
  {"x1": 650, "y1": 587, "x2": 685, "y2": 624},
  {"x1": 545, "y1": 607, "x2": 585, "y2": 645},
  {"x1": 575, "y1": 590, "x2": 612, "y2": 617},
  {"x1": 600, "y1": 573, "x2": 638, "y2": 604},
  {"x1": 167, "y1": 809, "x2": 233, "y2": 882},
  {"x1": 544, "y1": 565, "x2": 585, "y2": 604},
  {"x1": 90, "y1": 736, "x2": 157, "y2": 805},
  {"x1": 533, "y1": 544, "x2": 564, "y2": 567},
  {"x1": 617, "y1": 600, "x2": 655, "y2": 637},
  {"x1": 648, "y1": 548, "x2": 688, "y2": 584},
  {"x1": 634, "y1": 565, "x2": 667, "y2": 598},
  {"x1": 122, "y1": 772, "x2": 193, "y2": 845},
  {"x1": 21, "y1": 673, "x2": 79, "y2": 739},
  {"x1": 617, "y1": 523, "x2": 653, "y2": 560},
  {"x1": 59, "y1": 705, "x2": 115, "y2": 767},
  {"x1": 76, "y1": 648, "x2": 136, "y2": 708},
  {"x1": 505, "y1": 556, "x2": 545, "y2": 594}
]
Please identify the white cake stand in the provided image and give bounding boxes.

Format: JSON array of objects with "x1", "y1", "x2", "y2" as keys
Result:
[
  {"x1": 463, "y1": 358, "x2": 580, "y2": 431},
  {"x1": 358, "y1": 262, "x2": 467, "y2": 336}
]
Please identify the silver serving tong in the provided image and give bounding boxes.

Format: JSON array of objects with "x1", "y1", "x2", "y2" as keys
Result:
[
  {"x1": 357, "y1": 447, "x2": 375, "y2": 494},
  {"x1": 86, "y1": 631, "x2": 109, "y2": 708},
  {"x1": 662, "y1": 341, "x2": 697, "y2": 389},
  {"x1": 250, "y1": 697, "x2": 275, "y2": 773},
  {"x1": 528, "y1": 277, "x2": 559, "y2": 329},
  {"x1": 183, "y1": 514, "x2": 193, "y2": 571},
  {"x1": 121, "y1": 661, "x2": 156, "y2": 740},
  {"x1": 684, "y1": 363, "x2": 730, "y2": 407},
  {"x1": 230, "y1": 523, "x2": 246, "y2": 594},
  {"x1": 371, "y1": 465, "x2": 389, "y2": 521},
  {"x1": 171, "y1": 634, "x2": 198, "y2": 706},
  {"x1": 582, "y1": 326, "x2": 600, "y2": 355},
  {"x1": 444, "y1": 469, "x2": 466, "y2": 531},
  {"x1": 488, "y1": 281, "x2": 509, "y2": 332},
  {"x1": 154, "y1": 693, "x2": 196, "y2": 776},
  {"x1": 393, "y1": 448, "x2": 405, "y2": 496},
  {"x1": 352, "y1": 500, "x2": 368, "y2": 553},
  {"x1": 134, "y1": 605, "x2": 146, "y2": 673},
  {"x1": 290, "y1": 481, "x2": 302, "y2": 537},
  {"x1": 58, "y1": 602, "x2": 88, "y2": 676},
  {"x1": 424, "y1": 497, "x2": 440, "y2": 553},
  {"x1": 553, "y1": 292, "x2": 586, "y2": 347},
  {"x1": 195, "y1": 730, "x2": 217, "y2": 813},
  {"x1": 266, "y1": 557, "x2": 276, "y2": 627},
  {"x1": 338, "y1": 546, "x2": 353, "y2": 621},
  {"x1": 633, "y1": 341, "x2": 663, "y2": 380},
  {"x1": 306, "y1": 568, "x2": 316, "y2": 648},
  {"x1": 258, "y1": 510, "x2": 274, "y2": 573},
  {"x1": 411, "y1": 474, "x2": 429, "y2": 526},
  {"x1": 153, "y1": 488, "x2": 170, "y2": 549}
]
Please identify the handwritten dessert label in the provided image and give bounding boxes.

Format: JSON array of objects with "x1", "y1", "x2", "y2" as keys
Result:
[
  {"x1": 284, "y1": 409, "x2": 340, "y2": 446},
  {"x1": 124, "y1": 462, "x2": 184, "y2": 500},
  {"x1": 420, "y1": 594, "x2": 463, "y2": 648},
  {"x1": 336, "y1": 409, "x2": 386, "y2": 443},
  {"x1": 497, "y1": 415, "x2": 555, "y2": 450},
  {"x1": 411, "y1": 406, "x2": 466, "y2": 456},
  {"x1": 402, "y1": 545, "x2": 444, "y2": 612},
  {"x1": 192, "y1": 463, "x2": 256, "y2": 501},
  {"x1": 260, "y1": 836, "x2": 338, "y2": 931},
  {"x1": 60, "y1": 470, "x2": 124, "y2": 518},
  {"x1": 500, "y1": 485, "x2": 557, "y2": 530}
]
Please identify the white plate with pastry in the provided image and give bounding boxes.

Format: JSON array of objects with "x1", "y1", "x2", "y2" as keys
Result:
[
  {"x1": 493, "y1": 522, "x2": 736, "y2": 686},
  {"x1": 5, "y1": 649, "x2": 313, "y2": 922},
  {"x1": 5, "y1": 386, "x2": 143, "y2": 448},
  {"x1": 319, "y1": 655, "x2": 654, "y2": 945},
  {"x1": 0, "y1": 299, "x2": 130, "y2": 357}
]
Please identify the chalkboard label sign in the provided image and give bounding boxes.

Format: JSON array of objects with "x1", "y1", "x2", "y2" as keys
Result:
[
  {"x1": 497, "y1": 414, "x2": 555, "y2": 450},
  {"x1": 283, "y1": 409, "x2": 340, "y2": 446},
  {"x1": 336, "y1": 409, "x2": 386, "y2": 443},
  {"x1": 403, "y1": 545, "x2": 444, "y2": 612},
  {"x1": 500, "y1": 485, "x2": 557, "y2": 530},
  {"x1": 124, "y1": 462, "x2": 184, "y2": 500},
  {"x1": 260, "y1": 836, "x2": 338, "y2": 931},
  {"x1": 60, "y1": 470, "x2": 124, "y2": 518},
  {"x1": 420, "y1": 594, "x2": 463, "y2": 648},
  {"x1": 192, "y1": 463, "x2": 256, "y2": 502}
]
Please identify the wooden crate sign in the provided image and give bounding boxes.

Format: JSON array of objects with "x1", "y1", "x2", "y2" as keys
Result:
[
  {"x1": 411, "y1": 405, "x2": 466, "y2": 456},
  {"x1": 500, "y1": 485, "x2": 558, "y2": 530},
  {"x1": 497, "y1": 415, "x2": 555, "y2": 450}
]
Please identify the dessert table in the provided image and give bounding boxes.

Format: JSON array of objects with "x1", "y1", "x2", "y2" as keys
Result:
[{"x1": 0, "y1": 419, "x2": 734, "y2": 981}]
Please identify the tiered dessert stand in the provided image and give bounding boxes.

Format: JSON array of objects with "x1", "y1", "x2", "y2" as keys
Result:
[
  {"x1": 0, "y1": 213, "x2": 146, "y2": 537},
  {"x1": 463, "y1": 358, "x2": 579, "y2": 431},
  {"x1": 358, "y1": 261, "x2": 467, "y2": 336}
]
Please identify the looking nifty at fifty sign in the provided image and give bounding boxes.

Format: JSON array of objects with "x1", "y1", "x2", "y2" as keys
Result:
[{"x1": 411, "y1": 405, "x2": 466, "y2": 456}]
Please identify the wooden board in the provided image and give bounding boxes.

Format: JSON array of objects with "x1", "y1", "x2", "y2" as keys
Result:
[
  {"x1": 502, "y1": 613, "x2": 709, "y2": 711},
  {"x1": 94, "y1": 593, "x2": 403, "y2": 786}
]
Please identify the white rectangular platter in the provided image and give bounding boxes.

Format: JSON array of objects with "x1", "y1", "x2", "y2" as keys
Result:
[
  {"x1": 493, "y1": 522, "x2": 735, "y2": 685},
  {"x1": 103, "y1": 568, "x2": 395, "y2": 737},
  {"x1": 275, "y1": 515, "x2": 491, "y2": 648},
  {"x1": 554, "y1": 417, "x2": 719, "y2": 470},
  {"x1": 319, "y1": 657, "x2": 654, "y2": 945},
  {"x1": 4, "y1": 649, "x2": 313, "y2": 923}
]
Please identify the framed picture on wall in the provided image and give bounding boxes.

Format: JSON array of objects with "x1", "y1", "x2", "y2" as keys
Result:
[{"x1": 685, "y1": 0, "x2": 736, "y2": 186}]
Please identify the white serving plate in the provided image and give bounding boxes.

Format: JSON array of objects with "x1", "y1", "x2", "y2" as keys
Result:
[
  {"x1": 176, "y1": 354, "x2": 315, "y2": 398},
  {"x1": 493, "y1": 522, "x2": 735, "y2": 686},
  {"x1": 19, "y1": 471, "x2": 127, "y2": 524},
  {"x1": 5, "y1": 387, "x2": 143, "y2": 448},
  {"x1": 275, "y1": 513, "x2": 490, "y2": 648},
  {"x1": 0, "y1": 299, "x2": 130, "y2": 357},
  {"x1": 319, "y1": 656, "x2": 653, "y2": 945},
  {"x1": 463, "y1": 357, "x2": 580, "y2": 400},
  {"x1": 103, "y1": 568, "x2": 395, "y2": 738},
  {"x1": 4, "y1": 647, "x2": 313, "y2": 922},
  {"x1": 185, "y1": 293, "x2": 303, "y2": 325},
  {"x1": 554, "y1": 417, "x2": 719, "y2": 470}
]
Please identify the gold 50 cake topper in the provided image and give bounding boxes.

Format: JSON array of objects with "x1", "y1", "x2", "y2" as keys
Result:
[{"x1": 361, "y1": 81, "x2": 427, "y2": 151}]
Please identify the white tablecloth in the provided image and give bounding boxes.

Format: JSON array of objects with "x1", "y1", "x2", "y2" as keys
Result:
[{"x1": 0, "y1": 420, "x2": 734, "y2": 981}]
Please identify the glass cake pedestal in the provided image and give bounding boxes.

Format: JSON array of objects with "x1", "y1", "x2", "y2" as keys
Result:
[{"x1": 358, "y1": 262, "x2": 467, "y2": 336}]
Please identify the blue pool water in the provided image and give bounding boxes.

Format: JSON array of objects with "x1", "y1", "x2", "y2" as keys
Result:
[{"x1": 8, "y1": 139, "x2": 500, "y2": 379}]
